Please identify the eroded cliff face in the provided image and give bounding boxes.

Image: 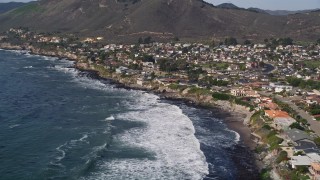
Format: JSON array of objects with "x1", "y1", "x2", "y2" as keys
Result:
[{"x1": 0, "y1": 43, "x2": 23, "y2": 50}]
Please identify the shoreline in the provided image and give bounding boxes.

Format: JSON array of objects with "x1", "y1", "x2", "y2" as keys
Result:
[
  {"x1": 74, "y1": 60, "x2": 262, "y2": 175},
  {"x1": 83, "y1": 67, "x2": 258, "y2": 148},
  {"x1": 0, "y1": 46, "x2": 261, "y2": 173}
]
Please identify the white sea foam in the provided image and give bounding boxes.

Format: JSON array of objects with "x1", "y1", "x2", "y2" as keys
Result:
[
  {"x1": 80, "y1": 134, "x2": 89, "y2": 142},
  {"x1": 9, "y1": 124, "x2": 20, "y2": 129},
  {"x1": 54, "y1": 133, "x2": 90, "y2": 165},
  {"x1": 92, "y1": 143, "x2": 107, "y2": 153},
  {"x1": 70, "y1": 75, "x2": 127, "y2": 95},
  {"x1": 234, "y1": 130, "x2": 241, "y2": 143},
  {"x1": 5, "y1": 49, "x2": 29, "y2": 54},
  {"x1": 23, "y1": 66, "x2": 33, "y2": 69},
  {"x1": 55, "y1": 143, "x2": 67, "y2": 162},
  {"x1": 51, "y1": 64, "x2": 78, "y2": 76},
  {"x1": 194, "y1": 125, "x2": 240, "y2": 149},
  {"x1": 225, "y1": 128, "x2": 241, "y2": 143},
  {"x1": 41, "y1": 56, "x2": 58, "y2": 61},
  {"x1": 104, "y1": 116, "x2": 115, "y2": 121},
  {"x1": 87, "y1": 93, "x2": 209, "y2": 180},
  {"x1": 70, "y1": 134, "x2": 89, "y2": 145},
  {"x1": 44, "y1": 60, "x2": 127, "y2": 95}
]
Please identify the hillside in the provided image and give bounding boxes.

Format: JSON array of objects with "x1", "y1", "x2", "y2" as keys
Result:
[
  {"x1": 0, "y1": 0, "x2": 319, "y2": 42},
  {"x1": 0, "y1": 2, "x2": 31, "y2": 14}
]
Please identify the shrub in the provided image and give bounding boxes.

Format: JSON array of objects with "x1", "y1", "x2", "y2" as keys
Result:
[
  {"x1": 276, "y1": 151, "x2": 288, "y2": 163},
  {"x1": 212, "y1": 92, "x2": 232, "y2": 100},
  {"x1": 259, "y1": 168, "x2": 271, "y2": 180},
  {"x1": 267, "y1": 131, "x2": 283, "y2": 150}
]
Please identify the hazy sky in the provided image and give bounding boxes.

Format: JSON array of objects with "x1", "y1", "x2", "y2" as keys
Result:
[{"x1": 0, "y1": 0, "x2": 320, "y2": 11}]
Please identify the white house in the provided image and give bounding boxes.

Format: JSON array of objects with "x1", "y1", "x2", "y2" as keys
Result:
[
  {"x1": 115, "y1": 66, "x2": 128, "y2": 74},
  {"x1": 274, "y1": 117, "x2": 296, "y2": 130},
  {"x1": 290, "y1": 153, "x2": 320, "y2": 169},
  {"x1": 269, "y1": 83, "x2": 293, "y2": 93}
]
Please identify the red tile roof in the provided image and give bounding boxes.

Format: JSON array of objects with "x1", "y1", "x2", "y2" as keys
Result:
[{"x1": 265, "y1": 110, "x2": 291, "y2": 118}]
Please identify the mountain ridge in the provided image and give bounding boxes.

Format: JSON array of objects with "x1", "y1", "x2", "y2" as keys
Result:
[
  {"x1": 216, "y1": 3, "x2": 320, "y2": 16},
  {"x1": 0, "y1": 0, "x2": 319, "y2": 42},
  {"x1": 0, "y1": 2, "x2": 35, "y2": 14}
]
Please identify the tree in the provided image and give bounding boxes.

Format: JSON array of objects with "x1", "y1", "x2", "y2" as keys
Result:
[
  {"x1": 182, "y1": 47, "x2": 188, "y2": 54},
  {"x1": 289, "y1": 122, "x2": 304, "y2": 131},
  {"x1": 176, "y1": 59, "x2": 188, "y2": 70},
  {"x1": 212, "y1": 92, "x2": 232, "y2": 100},
  {"x1": 210, "y1": 39, "x2": 216, "y2": 48},
  {"x1": 224, "y1": 37, "x2": 238, "y2": 46},
  {"x1": 173, "y1": 36, "x2": 180, "y2": 42},
  {"x1": 272, "y1": 37, "x2": 293, "y2": 46},
  {"x1": 259, "y1": 168, "x2": 271, "y2": 180},
  {"x1": 244, "y1": 40, "x2": 251, "y2": 45},
  {"x1": 142, "y1": 54, "x2": 155, "y2": 62},
  {"x1": 239, "y1": 64, "x2": 246, "y2": 71},
  {"x1": 128, "y1": 63, "x2": 142, "y2": 70},
  {"x1": 259, "y1": 61, "x2": 265, "y2": 68},
  {"x1": 280, "y1": 37, "x2": 293, "y2": 46},
  {"x1": 150, "y1": 72, "x2": 156, "y2": 80},
  {"x1": 99, "y1": 51, "x2": 106, "y2": 61},
  {"x1": 276, "y1": 151, "x2": 288, "y2": 163},
  {"x1": 138, "y1": 37, "x2": 143, "y2": 44},
  {"x1": 143, "y1": 36, "x2": 152, "y2": 44},
  {"x1": 314, "y1": 137, "x2": 320, "y2": 146},
  {"x1": 317, "y1": 39, "x2": 320, "y2": 45},
  {"x1": 157, "y1": 58, "x2": 177, "y2": 72}
]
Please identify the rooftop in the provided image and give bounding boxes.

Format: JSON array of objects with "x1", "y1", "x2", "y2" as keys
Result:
[
  {"x1": 291, "y1": 156, "x2": 312, "y2": 166},
  {"x1": 285, "y1": 128, "x2": 313, "y2": 142},
  {"x1": 311, "y1": 162, "x2": 320, "y2": 171},
  {"x1": 259, "y1": 102, "x2": 279, "y2": 110},
  {"x1": 265, "y1": 110, "x2": 291, "y2": 118}
]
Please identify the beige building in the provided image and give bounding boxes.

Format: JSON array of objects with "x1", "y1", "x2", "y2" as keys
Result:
[{"x1": 231, "y1": 88, "x2": 260, "y2": 98}]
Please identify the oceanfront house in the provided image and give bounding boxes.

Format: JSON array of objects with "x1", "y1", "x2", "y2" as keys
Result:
[
  {"x1": 264, "y1": 110, "x2": 296, "y2": 130},
  {"x1": 142, "y1": 62, "x2": 154, "y2": 69},
  {"x1": 231, "y1": 88, "x2": 260, "y2": 98},
  {"x1": 115, "y1": 66, "x2": 129, "y2": 74},
  {"x1": 155, "y1": 78, "x2": 180, "y2": 86},
  {"x1": 258, "y1": 102, "x2": 279, "y2": 110},
  {"x1": 290, "y1": 153, "x2": 320, "y2": 169},
  {"x1": 284, "y1": 129, "x2": 319, "y2": 154},
  {"x1": 309, "y1": 162, "x2": 320, "y2": 180},
  {"x1": 262, "y1": 83, "x2": 293, "y2": 93},
  {"x1": 306, "y1": 95, "x2": 320, "y2": 106}
]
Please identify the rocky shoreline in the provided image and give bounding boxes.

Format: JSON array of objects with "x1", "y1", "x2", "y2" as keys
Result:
[{"x1": 0, "y1": 44, "x2": 262, "y2": 176}]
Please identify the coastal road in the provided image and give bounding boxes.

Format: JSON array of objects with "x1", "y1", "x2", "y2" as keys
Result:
[{"x1": 259, "y1": 91, "x2": 320, "y2": 136}]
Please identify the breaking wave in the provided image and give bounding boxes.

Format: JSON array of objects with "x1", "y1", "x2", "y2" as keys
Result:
[{"x1": 86, "y1": 92, "x2": 209, "y2": 180}]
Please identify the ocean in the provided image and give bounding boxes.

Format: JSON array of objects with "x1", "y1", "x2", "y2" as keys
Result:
[{"x1": 0, "y1": 49, "x2": 258, "y2": 180}]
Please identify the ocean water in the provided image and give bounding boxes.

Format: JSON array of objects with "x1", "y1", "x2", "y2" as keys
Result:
[{"x1": 0, "y1": 49, "x2": 258, "y2": 180}]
